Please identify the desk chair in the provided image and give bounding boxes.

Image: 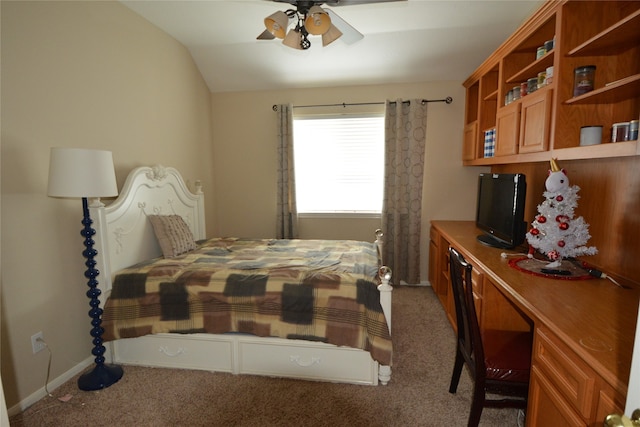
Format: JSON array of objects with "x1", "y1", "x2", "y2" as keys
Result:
[{"x1": 448, "y1": 246, "x2": 532, "y2": 427}]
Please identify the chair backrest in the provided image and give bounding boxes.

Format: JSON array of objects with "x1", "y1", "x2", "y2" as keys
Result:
[{"x1": 449, "y1": 246, "x2": 485, "y2": 380}]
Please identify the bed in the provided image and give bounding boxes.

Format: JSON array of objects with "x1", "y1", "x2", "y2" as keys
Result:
[{"x1": 91, "y1": 165, "x2": 393, "y2": 385}]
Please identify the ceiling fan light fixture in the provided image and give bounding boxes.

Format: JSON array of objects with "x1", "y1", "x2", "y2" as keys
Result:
[
  {"x1": 304, "y1": 6, "x2": 331, "y2": 35},
  {"x1": 321, "y1": 24, "x2": 343, "y2": 46},
  {"x1": 264, "y1": 11, "x2": 289, "y2": 39},
  {"x1": 260, "y1": 0, "x2": 373, "y2": 49}
]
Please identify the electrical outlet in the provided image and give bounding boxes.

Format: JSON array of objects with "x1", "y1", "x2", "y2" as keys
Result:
[{"x1": 31, "y1": 331, "x2": 45, "y2": 354}]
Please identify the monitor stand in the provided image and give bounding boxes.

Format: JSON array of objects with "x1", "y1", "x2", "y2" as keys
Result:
[{"x1": 476, "y1": 233, "x2": 513, "y2": 249}]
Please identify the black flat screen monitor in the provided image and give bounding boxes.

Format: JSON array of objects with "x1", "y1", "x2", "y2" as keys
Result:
[{"x1": 475, "y1": 173, "x2": 527, "y2": 249}]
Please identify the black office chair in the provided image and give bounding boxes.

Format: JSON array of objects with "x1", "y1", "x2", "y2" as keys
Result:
[{"x1": 448, "y1": 246, "x2": 532, "y2": 427}]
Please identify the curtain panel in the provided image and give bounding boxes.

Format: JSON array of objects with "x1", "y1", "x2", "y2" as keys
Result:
[
  {"x1": 382, "y1": 99, "x2": 427, "y2": 284},
  {"x1": 276, "y1": 104, "x2": 298, "y2": 239}
]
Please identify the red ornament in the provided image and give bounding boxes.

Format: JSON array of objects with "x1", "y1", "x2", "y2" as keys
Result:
[
  {"x1": 537, "y1": 215, "x2": 547, "y2": 223},
  {"x1": 555, "y1": 214, "x2": 569, "y2": 223},
  {"x1": 559, "y1": 222, "x2": 569, "y2": 230},
  {"x1": 530, "y1": 228, "x2": 540, "y2": 236},
  {"x1": 547, "y1": 250, "x2": 560, "y2": 261},
  {"x1": 557, "y1": 240, "x2": 565, "y2": 247},
  {"x1": 556, "y1": 195, "x2": 564, "y2": 202}
]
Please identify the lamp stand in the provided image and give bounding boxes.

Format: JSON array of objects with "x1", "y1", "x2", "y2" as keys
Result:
[{"x1": 77, "y1": 197, "x2": 123, "y2": 391}]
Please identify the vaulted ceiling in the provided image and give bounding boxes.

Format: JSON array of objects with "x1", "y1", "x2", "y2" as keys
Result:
[{"x1": 121, "y1": 0, "x2": 543, "y2": 93}]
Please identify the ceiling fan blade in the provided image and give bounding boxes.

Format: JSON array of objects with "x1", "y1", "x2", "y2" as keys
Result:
[
  {"x1": 324, "y1": 0, "x2": 406, "y2": 5},
  {"x1": 257, "y1": 29, "x2": 276, "y2": 40},
  {"x1": 270, "y1": 0, "x2": 298, "y2": 6},
  {"x1": 269, "y1": 0, "x2": 407, "y2": 7},
  {"x1": 325, "y1": 8, "x2": 363, "y2": 45}
]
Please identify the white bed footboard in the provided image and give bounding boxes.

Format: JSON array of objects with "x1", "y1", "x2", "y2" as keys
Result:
[{"x1": 93, "y1": 165, "x2": 392, "y2": 386}]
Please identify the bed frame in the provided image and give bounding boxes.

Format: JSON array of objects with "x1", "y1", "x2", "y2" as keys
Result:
[{"x1": 91, "y1": 165, "x2": 393, "y2": 385}]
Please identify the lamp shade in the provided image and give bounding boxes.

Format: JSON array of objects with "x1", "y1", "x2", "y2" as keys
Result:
[
  {"x1": 282, "y1": 29, "x2": 304, "y2": 50},
  {"x1": 48, "y1": 148, "x2": 118, "y2": 198},
  {"x1": 305, "y1": 6, "x2": 331, "y2": 35},
  {"x1": 322, "y1": 24, "x2": 343, "y2": 46},
  {"x1": 264, "y1": 11, "x2": 289, "y2": 39}
]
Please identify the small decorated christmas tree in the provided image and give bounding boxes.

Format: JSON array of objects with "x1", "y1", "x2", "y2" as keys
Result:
[{"x1": 526, "y1": 158, "x2": 597, "y2": 268}]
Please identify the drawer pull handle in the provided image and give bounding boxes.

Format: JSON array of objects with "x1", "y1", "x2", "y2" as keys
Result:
[
  {"x1": 290, "y1": 355, "x2": 321, "y2": 367},
  {"x1": 159, "y1": 346, "x2": 186, "y2": 357}
]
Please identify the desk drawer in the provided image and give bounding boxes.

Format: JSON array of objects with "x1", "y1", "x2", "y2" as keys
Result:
[{"x1": 533, "y1": 327, "x2": 595, "y2": 418}]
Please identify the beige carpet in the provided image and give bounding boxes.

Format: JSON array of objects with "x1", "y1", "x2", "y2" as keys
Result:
[{"x1": 10, "y1": 286, "x2": 521, "y2": 426}]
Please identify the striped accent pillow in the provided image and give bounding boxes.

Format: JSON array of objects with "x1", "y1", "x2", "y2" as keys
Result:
[{"x1": 148, "y1": 215, "x2": 197, "y2": 258}]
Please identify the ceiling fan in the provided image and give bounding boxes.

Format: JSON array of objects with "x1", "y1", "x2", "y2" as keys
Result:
[{"x1": 258, "y1": 0, "x2": 406, "y2": 50}]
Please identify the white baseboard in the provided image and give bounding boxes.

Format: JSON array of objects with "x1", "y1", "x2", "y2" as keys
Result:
[
  {"x1": 7, "y1": 356, "x2": 93, "y2": 417},
  {"x1": 1, "y1": 374, "x2": 9, "y2": 426}
]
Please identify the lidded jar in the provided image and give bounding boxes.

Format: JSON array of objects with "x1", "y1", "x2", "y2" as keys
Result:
[{"x1": 573, "y1": 65, "x2": 596, "y2": 96}]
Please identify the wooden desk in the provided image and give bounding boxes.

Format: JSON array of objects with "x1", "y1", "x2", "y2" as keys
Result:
[{"x1": 430, "y1": 220, "x2": 640, "y2": 426}]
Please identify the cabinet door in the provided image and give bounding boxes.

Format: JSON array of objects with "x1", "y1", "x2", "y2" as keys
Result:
[
  {"x1": 528, "y1": 365, "x2": 587, "y2": 427},
  {"x1": 519, "y1": 89, "x2": 553, "y2": 153},
  {"x1": 463, "y1": 121, "x2": 479, "y2": 161},
  {"x1": 428, "y1": 235, "x2": 439, "y2": 290},
  {"x1": 428, "y1": 239, "x2": 437, "y2": 284},
  {"x1": 595, "y1": 383, "x2": 626, "y2": 427},
  {"x1": 471, "y1": 268, "x2": 484, "y2": 329},
  {"x1": 534, "y1": 327, "x2": 595, "y2": 418},
  {"x1": 495, "y1": 102, "x2": 521, "y2": 156}
]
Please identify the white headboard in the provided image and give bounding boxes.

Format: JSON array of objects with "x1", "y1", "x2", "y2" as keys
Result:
[{"x1": 90, "y1": 165, "x2": 205, "y2": 295}]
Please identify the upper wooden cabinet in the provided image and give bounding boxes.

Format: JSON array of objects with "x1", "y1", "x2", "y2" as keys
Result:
[{"x1": 463, "y1": 0, "x2": 640, "y2": 165}]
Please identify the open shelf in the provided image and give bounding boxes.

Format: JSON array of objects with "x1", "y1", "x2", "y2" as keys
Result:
[
  {"x1": 567, "y1": 9, "x2": 640, "y2": 57},
  {"x1": 506, "y1": 51, "x2": 554, "y2": 85}
]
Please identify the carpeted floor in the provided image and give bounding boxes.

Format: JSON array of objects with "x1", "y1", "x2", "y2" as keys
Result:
[{"x1": 9, "y1": 286, "x2": 522, "y2": 426}]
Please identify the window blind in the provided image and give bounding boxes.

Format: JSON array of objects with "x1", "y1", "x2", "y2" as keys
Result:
[{"x1": 293, "y1": 115, "x2": 384, "y2": 214}]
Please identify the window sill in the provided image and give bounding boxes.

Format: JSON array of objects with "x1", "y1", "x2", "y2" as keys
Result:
[{"x1": 298, "y1": 212, "x2": 382, "y2": 220}]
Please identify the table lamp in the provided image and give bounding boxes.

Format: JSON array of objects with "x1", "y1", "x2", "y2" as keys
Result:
[{"x1": 47, "y1": 147, "x2": 124, "y2": 391}]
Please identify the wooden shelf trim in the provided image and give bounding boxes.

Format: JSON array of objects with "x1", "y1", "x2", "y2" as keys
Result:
[
  {"x1": 553, "y1": 140, "x2": 640, "y2": 160},
  {"x1": 564, "y1": 74, "x2": 640, "y2": 105},
  {"x1": 567, "y1": 9, "x2": 640, "y2": 57},
  {"x1": 463, "y1": 140, "x2": 639, "y2": 166},
  {"x1": 483, "y1": 89, "x2": 498, "y2": 101}
]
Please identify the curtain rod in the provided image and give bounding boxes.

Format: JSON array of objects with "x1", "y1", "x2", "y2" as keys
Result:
[{"x1": 272, "y1": 97, "x2": 453, "y2": 111}]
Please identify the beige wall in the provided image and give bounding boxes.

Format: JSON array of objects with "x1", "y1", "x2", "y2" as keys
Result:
[
  {"x1": 211, "y1": 83, "x2": 487, "y2": 284},
  {"x1": 1, "y1": 1, "x2": 213, "y2": 408}
]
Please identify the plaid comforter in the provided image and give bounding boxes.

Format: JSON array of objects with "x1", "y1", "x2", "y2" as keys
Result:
[{"x1": 102, "y1": 238, "x2": 392, "y2": 366}]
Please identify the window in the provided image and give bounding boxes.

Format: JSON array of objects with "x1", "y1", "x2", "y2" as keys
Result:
[{"x1": 293, "y1": 114, "x2": 384, "y2": 215}]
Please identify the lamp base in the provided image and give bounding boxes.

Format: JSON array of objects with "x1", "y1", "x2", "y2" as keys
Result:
[{"x1": 78, "y1": 363, "x2": 124, "y2": 391}]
